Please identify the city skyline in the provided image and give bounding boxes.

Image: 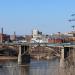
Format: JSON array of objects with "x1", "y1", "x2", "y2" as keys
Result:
[{"x1": 0, "y1": 0, "x2": 75, "y2": 35}]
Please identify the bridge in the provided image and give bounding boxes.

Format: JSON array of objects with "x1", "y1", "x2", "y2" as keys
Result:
[
  {"x1": 0, "y1": 42, "x2": 75, "y2": 67},
  {"x1": 0, "y1": 42, "x2": 71, "y2": 46}
]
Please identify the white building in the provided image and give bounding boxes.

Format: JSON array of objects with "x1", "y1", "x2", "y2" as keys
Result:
[
  {"x1": 31, "y1": 29, "x2": 48, "y2": 43},
  {"x1": 32, "y1": 29, "x2": 42, "y2": 39}
]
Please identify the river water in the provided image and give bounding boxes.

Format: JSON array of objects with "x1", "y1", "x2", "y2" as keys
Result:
[{"x1": 0, "y1": 58, "x2": 75, "y2": 75}]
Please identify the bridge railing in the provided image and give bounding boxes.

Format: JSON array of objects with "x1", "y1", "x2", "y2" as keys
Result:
[{"x1": 0, "y1": 42, "x2": 73, "y2": 47}]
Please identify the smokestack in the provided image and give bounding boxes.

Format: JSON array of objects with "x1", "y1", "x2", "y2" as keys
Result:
[
  {"x1": 14, "y1": 32, "x2": 16, "y2": 41},
  {"x1": 1, "y1": 27, "x2": 3, "y2": 34},
  {"x1": 14, "y1": 32, "x2": 16, "y2": 35}
]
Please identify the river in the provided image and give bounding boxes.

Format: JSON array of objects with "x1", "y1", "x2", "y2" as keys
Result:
[{"x1": 0, "y1": 58, "x2": 75, "y2": 75}]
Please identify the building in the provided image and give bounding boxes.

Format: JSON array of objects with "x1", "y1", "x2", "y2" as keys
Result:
[
  {"x1": 0, "y1": 33, "x2": 10, "y2": 42},
  {"x1": 25, "y1": 35, "x2": 32, "y2": 42},
  {"x1": 32, "y1": 29, "x2": 42, "y2": 39},
  {"x1": 31, "y1": 29, "x2": 48, "y2": 43},
  {"x1": 48, "y1": 33, "x2": 64, "y2": 43},
  {"x1": 10, "y1": 32, "x2": 16, "y2": 41},
  {"x1": 0, "y1": 28, "x2": 10, "y2": 42}
]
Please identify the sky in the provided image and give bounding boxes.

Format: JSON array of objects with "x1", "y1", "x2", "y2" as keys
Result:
[{"x1": 0, "y1": 0, "x2": 75, "y2": 35}]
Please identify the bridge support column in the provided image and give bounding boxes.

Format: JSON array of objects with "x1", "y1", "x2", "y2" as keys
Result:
[
  {"x1": 60, "y1": 46, "x2": 72, "y2": 67},
  {"x1": 60, "y1": 47, "x2": 65, "y2": 68},
  {"x1": 18, "y1": 45, "x2": 22, "y2": 64},
  {"x1": 18, "y1": 45, "x2": 30, "y2": 65}
]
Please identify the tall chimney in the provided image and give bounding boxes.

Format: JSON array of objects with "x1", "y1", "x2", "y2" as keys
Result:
[
  {"x1": 14, "y1": 32, "x2": 16, "y2": 41},
  {"x1": 1, "y1": 27, "x2": 3, "y2": 43},
  {"x1": 14, "y1": 32, "x2": 16, "y2": 35},
  {"x1": 1, "y1": 27, "x2": 3, "y2": 34}
]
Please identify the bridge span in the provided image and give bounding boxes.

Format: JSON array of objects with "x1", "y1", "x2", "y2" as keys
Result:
[{"x1": 0, "y1": 42, "x2": 75, "y2": 66}]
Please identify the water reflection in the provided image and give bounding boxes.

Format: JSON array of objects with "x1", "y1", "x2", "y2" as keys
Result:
[
  {"x1": 0, "y1": 58, "x2": 75, "y2": 75},
  {"x1": 29, "y1": 58, "x2": 60, "y2": 75},
  {"x1": 19, "y1": 66, "x2": 30, "y2": 75},
  {"x1": 0, "y1": 61, "x2": 30, "y2": 75}
]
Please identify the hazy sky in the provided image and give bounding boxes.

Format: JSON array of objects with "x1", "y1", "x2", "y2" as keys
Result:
[{"x1": 0, "y1": 0, "x2": 75, "y2": 35}]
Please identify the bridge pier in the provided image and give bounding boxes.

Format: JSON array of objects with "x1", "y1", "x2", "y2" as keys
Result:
[
  {"x1": 60, "y1": 47, "x2": 65, "y2": 67},
  {"x1": 60, "y1": 46, "x2": 73, "y2": 67},
  {"x1": 18, "y1": 45, "x2": 22, "y2": 64},
  {"x1": 18, "y1": 45, "x2": 30, "y2": 65}
]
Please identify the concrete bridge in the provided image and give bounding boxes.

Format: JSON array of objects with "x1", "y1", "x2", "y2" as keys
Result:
[
  {"x1": 0, "y1": 42, "x2": 30, "y2": 64},
  {"x1": 0, "y1": 42, "x2": 75, "y2": 66}
]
